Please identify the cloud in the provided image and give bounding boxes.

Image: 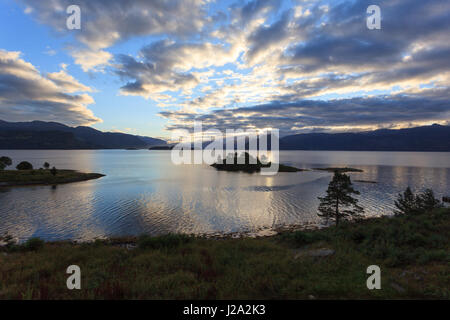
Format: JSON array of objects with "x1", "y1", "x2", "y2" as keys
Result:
[
  {"x1": 0, "y1": 49, "x2": 100, "y2": 126},
  {"x1": 128, "y1": 0, "x2": 448, "y2": 105},
  {"x1": 114, "y1": 39, "x2": 243, "y2": 99},
  {"x1": 17, "y1": 0, "x2": 450, "y2": 134},
  {"x1": 160, "y1": 90, "x2": 450, "y2": 134},
  {"x1": 245, "y1": 10, "x2": 291, "y2": 63},
  {"x1": 24, "y1": 6, "x2": 32, "y2": 14},
  {"x1": 43, "y1": 46, "x2": 57, "y2": 56},
  {"x1": 235, "y1": 0, "x2": 281, "y2": 24},
  {"x1": 45, "y1": 70, "x2": 93, "y2": 93},
  {"x1": 19, "y1": 0, "x2": 209, "y2": 71},
  {"x1": 71, "y1": 48, "x2": 113, "y2": 72}
]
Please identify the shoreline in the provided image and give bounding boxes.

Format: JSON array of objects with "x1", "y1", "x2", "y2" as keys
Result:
[
  {"x1": 0, "y1": 222, "x2": 325, "y2": 246},
  {"x1": 2, "y1": 217, "x2": 371, "y2": 245}
]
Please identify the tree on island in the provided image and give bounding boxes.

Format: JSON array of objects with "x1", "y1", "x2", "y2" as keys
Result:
[
  {"x1": 317, "y1": 171, "x2": 364, "y2": 226},
  {"x1": 50, "y1": 166, "x2": 57, "y2": 176},
  {"x1": 0, "y1": 156, "x2": 12, "y2": 170},
  {"x1": 394, "y1": 187, "x2": 442, "y2": 215},
  {"x1": 16, "y1": 161, "x2": 33, "y2": 170},
  {"x1": 43, "y1": 162, "x2": 50, "y2": 169}
]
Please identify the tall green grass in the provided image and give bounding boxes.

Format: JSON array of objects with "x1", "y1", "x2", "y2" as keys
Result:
[{"x1": 0, "y1": 208, "x2": 448, "y2": 299}]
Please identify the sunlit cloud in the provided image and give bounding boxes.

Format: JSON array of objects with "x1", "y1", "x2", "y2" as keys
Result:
[
  {"x1": 0, "y1": 50, "x2": 101, "y2": 126},
  {"x1": 16, "y1": 0, "x2": 450, "y2": 134}
]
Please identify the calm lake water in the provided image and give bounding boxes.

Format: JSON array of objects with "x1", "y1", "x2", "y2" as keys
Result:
[{"x1": 0, "y1": 150, "x2": 449, "y2": 242}]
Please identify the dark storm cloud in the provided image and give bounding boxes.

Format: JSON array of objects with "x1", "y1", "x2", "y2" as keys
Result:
[
  {"x1": 285, "y1": 0, "x2": 450, "y2": 72},
  {"x1": 160, "y1": 91, "x2": 450, "y2": 134}
]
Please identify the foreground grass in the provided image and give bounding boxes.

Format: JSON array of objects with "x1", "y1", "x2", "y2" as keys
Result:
[
  {"x1": 0, "y1": 169, "x2": 104, "y2": 186},
  {"x1": 0, "y1": 208, "x2": 448, "y2": 299}
]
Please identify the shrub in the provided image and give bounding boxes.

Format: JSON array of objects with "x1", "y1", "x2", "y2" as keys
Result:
[
  {"x1": 50, "y1": 166, "x2": 57, "y2": 176},
  {"x1": 16, "y1": 161, "x2": 33, "y2": 170},
  {"x1": 0, "y1": 156, "x2": 12, "y2": 170},
  {"x1": 428, "y1": 234, "x2": 447, "y2": 248},
  {"x1": 137, "y1": 234, "x2": 192, "y2": 250},
  {"x1": 0, "y1": 233, "x2": 16, "y2": 249},
  {"x1": 281, "y1": 230, "x2": 325, "y2": 246},
  {"x1": 394, "y1": 187, "x2": 442, "y2": 216},
  {"x1": 385, "y1": 248, "x2": 418, "y2": 267},
  {"x1": 394, "y1": 187, "x2": 418, "y2": 215},
  {"x1": 348, "y1": 228, "x2": 366, "y2": 244},
  {"x1": 404, "y1": 232, "x2": 427, "y2": 247},
  {"x1": 22, "y1": 237, "x2": 44, "y2": 251},
  {"x1": 416, "y1": 189, "x2": 443, "y2": 211},
  {"x1": 418, "y1": 250, "x2": 449, "y2": 264},
  {"x1": 43, "y1": 162, "x2": 50, "y2": 169},
  {"x1": 0, "y1": 156, "x2": 12, "y2": 166}
]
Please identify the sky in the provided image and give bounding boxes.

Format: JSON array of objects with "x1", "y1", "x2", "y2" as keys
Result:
[{"x1": 0, "y1": 0, "x2": 449, "y2": 139}]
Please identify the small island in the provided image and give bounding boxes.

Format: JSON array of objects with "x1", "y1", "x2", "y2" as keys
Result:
[
  {"x1": 354, "y1": 179, "x2": 377, "y2": 184},
  {"x1": 312, "y1": 167, "x2": 364, "y2": 173},
  {"x1": 211, "y1": 152, "x2": 305, "y2": 173},
  {"x1": 149, "y1": 145, "x2": 173, "y2": 150},
  {"x1": 0, "y1": 157, "x2": 104, "y2": 187}
]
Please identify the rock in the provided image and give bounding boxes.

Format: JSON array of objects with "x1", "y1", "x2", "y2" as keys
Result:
[
  {"x1": 308, "y1": 295, "x2": 316, "y2": 300},
  {"x1": 126, "y1": 244, "x2": 137, "y2": 250},
  {"x1": 255, "y1": 229, "x2": 278, "y2": 237},
  {"x1": 308, "y1": 248, "x2": 335, "y2": 257}
]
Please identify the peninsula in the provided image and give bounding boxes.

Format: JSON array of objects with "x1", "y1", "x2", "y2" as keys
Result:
[{"x1": 0, "y1": 169, "x2": 105, "y2": 187}]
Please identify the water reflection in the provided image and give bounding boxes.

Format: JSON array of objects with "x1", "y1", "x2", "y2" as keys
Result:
[{"x1": 0, "y1": 150, "x2": 449, "y2": 241}]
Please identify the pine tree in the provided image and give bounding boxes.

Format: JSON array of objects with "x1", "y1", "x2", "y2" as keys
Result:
[
  {"x1": 416, "y1": 188, "x2": 442, "y2": 211},
  {"x1": 317, "y1": 171, "x2": 364, "y2": 226},
  {"x1": 395, "y1": 188, "x2": 442, "y2": 215},
  {"x1": 394, "y1": 187, "x2": 417, "y2": 215}
]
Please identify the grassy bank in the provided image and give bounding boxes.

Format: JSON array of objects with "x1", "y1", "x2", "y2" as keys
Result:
[
  {"x1": 0, "y1": 208, "x2": 448, "y2": 299},
  {"x1": 0, "y1": 169, "x2": 104, "y2": 187}
]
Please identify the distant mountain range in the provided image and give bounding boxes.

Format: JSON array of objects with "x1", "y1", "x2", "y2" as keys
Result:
[
  {"x1": 1, "y1": 120, "x2": 449, "y2": 151},
  {"x1": 0, "y1": 120, "x2": 166, "y2": 149},
  {"x1": 279, "y1": 124, "x2": 450, "y2": 151}
]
